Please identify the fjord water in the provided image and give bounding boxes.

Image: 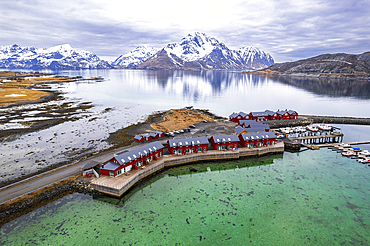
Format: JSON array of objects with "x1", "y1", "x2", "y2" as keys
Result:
[
  {"x1": 1, "y1": 149, "x2": 369, "y2": 245},
  {"x1": 59, "y1": 69, "x2": 370, "y2": 117}
]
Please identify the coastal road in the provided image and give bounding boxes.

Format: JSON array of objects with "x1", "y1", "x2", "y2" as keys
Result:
[{"x1": 0, "y1": 144, "x2": 141, "y2": 205}]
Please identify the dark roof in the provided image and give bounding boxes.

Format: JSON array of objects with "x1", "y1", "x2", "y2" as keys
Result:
[
  {"x1": 82, "y1": 160, "x2": 100, "y2": 171},
  {"x1": 246, "y1": 125, "x2": 269, "y2": 133},
  {"x1": 240, "y1": 132, "x2": 276, "y2": 141},
  {"x1": 234, "y1": 126, "x2": 247, "y2": 134},
  {"x1": 265, "y1": 110, "x2": 275, "y2": 115},
  {"x1": 230, "y1": 111, "x2": 248, "y2": 118},
  {"x1": 276, "y1": 109, "x2": 288, "y2": 115},
  {"x1": 239, "y1": 111, "x2": 248, "y2": 117},
  {"x1": 101, "y1": 161, "x2": 120, "y2": 171},
  {"x1": 239, "y1": 120, "x2": 257, "y2": 126},
  {"x1": 114, "y1": 141, "x2": 164, "y2": 165},
  {"x1": 229, "y1": 112, "x2": 238, "y2": 118},
  {"x1": 168, "y1": 136, "x2": 209, "y2": 147},
  {"x1": 211, "y1": 134, "x2": 239, "y2": 143},
  {"x1": 250, "y1": 111, "x2": 269, "y2": 117}
]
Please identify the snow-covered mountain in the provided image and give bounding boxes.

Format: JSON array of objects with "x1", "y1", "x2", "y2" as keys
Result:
[
  {"x1": 0, "y1": 44, "x2": 112, "y2": 69},
  {"x1": 137, "y1": 32, "x2": 274, "y2": 70},
  {"x1": 112, "y1": 45, "x2": 158, "y2": 68}
]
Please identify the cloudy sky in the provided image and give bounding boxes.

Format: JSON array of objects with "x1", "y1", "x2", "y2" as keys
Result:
[{"x1": 1, "y1": 0, "x2": 369, "y2": 62}]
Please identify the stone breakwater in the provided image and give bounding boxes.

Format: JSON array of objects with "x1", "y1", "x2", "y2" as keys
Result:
[
  {"x1": 266, "y1": 118, "x2": 311, "y2": 128},
  {"x1": 266, "y1": 115, "x2": 370, "y2": 129},
  {"x1": 91, "y1": 142, "x2": 285, "y2": 197},
  {"x1": 301, "y1": 115, "x2": 370, "y2": 125},
  {"x1": 0, "y1": 176, "x2": 100, "y2": 226}
]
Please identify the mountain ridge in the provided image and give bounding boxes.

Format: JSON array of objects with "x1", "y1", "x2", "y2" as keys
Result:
[
  {"x1": 118, "y1": 32, "x2": 274, "y2": 70},
  {"x1": 253, "y1": 52, "x2": 370, "y2": 78},
  {"x1": 0, "y1": 44, "x2": 112, "y2": 69}
]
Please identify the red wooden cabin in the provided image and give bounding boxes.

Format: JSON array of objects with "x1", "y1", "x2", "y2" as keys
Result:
[
  {"x1": 239, "y1": 132, "x2": 277, "y2": 148},
  {"x1": 210, "y1": 134, "x2": 239, "y2": 151},
  {"x1": 100, "y1": 141, "x2": 164, "y2": 177},
  {"x1": 167, "y1": 136, "x2": 209, "y2": 155}
]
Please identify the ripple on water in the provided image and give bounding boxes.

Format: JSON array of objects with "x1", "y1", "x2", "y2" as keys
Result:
[{"x1": 0, "y1": 149, "x2": 369, "y2": 245}]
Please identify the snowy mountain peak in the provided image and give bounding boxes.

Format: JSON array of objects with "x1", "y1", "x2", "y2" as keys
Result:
[
  {"x1": 164, "y1": 32, "x2": 227, "y2": 62},
  {"x1": 47, "y1": 44, "x2": 74, "y2": 52},
  {"x1": 112, "y1": 45, "x2": 159, "y2": 68},
  {"x1": 0, "y1": 44, "x2": 112, "y2": 69},
  {"x1": 236, "y1": 46, "x2": 275, "y2": 68},
  {"x1": 136, "y1": 33, "x2": 274, "y2": 70}
]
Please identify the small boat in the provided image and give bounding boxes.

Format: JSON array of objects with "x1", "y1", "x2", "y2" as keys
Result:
[
  {"x1": 359, "y1": 150, "x2": 370, "y2": 156},
  {"x1": 351, "y1": 147, "x2": 361, "y2": 152},
  {"x1": 292, "y1": 126, "x2": 305, "y2": 133},
  {"x1": 357, "y1": 158, "x2": 370, "y2": 164},
  {"x1": 279, "y1": 127, "x2": 291, "y2": 134},
  {"x1": 297, "y1": 126, "x2": 307, "y2": 132},
  {"x1": 342, "y1": 151, "x2": 355, "y2": 157},
  {"x1": 317, "y1": 124, "x2": 332, "y2": 131},
  {"x1": 306, "y1": 125, "x2": 319, "y2": 132},
  {"x1": 339, "y1": 143, "x2": 351, "y2": 148}
]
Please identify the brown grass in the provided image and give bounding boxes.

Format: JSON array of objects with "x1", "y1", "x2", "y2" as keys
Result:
[
  {"x1": 0, "y1": 88, "x2": 50, "y2": 106},
  {"x1": 0, "y1": 73, "x2": 85, "y2": 106},
  {"x1": 150, "y1": 109, "x2": 214, "y2": 132}
]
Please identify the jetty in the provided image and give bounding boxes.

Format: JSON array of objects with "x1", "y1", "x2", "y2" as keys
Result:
[
  {"x1": 290, "y1": 132, "x2": 344, "y2": 145},
  {"x1": 90, "y1": 142, "x2": 284, "y2": 197}
]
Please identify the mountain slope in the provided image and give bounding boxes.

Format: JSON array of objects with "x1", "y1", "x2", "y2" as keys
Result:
[
  {"x1": 0, "y1": 44, "x2": 112, "y2": 69},
  {"x1": 112, "y1": 45, "x2": 158, "y2": 68},
  {"x1": 136, "y1": 32, "x2": 274, "y2": 70},
  {"x1": 256, "y1": 52, "x2": 370, "y2": 77}
]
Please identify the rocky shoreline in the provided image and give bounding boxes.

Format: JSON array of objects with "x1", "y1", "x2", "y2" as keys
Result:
[{"x1": 0, "y1": 175, "x2": 102, "y2": 227}]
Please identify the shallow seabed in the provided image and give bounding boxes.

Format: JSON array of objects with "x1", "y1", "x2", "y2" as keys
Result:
[{"x1": 1, "y1": 149, "x2": 369, "y2": 245}]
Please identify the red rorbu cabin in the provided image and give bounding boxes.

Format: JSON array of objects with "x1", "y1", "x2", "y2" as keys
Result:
[
  {"x1": 210, "y1": 134, "x2": 239, "y2": 151},
  {"x1": 167, "y1": 136, "x2": 209, "y2": 155},
  {"x1": 134, "y1": 135, "x2": 144, "y2": 142},
  {"x1": 229, "y1": 111, "x2": 249, "y2": 123},
  {"x1": 100, "y1": 141, "x2": 164, "y2": 177},
  {"x1": 142, "y1": 134, "x2": 152, "y2": 141},
  {"x1": 155, "y1": 131, "x2": 165, "y2": 138},
  {"x1": 238, "y1": 132, "x2": 277, "y2": 148}
]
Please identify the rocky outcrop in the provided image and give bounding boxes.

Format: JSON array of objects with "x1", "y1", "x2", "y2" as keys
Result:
[{"x1": 255, "y1": 52, "x2": 370, "y2": 78}]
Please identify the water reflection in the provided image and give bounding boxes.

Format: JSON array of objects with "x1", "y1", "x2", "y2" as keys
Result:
[{"x1": 271, "y1": 75, "x2": 370, "y2": 99}]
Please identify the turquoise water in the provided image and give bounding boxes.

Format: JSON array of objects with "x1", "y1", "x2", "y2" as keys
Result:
[{"x1": 1, "y1": 149, "x2": 370, "y2": 245}]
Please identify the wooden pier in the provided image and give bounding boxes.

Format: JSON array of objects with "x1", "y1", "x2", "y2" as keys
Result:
[{"x1": 290, "y1": 133, "x2": 344, "y2": 144}]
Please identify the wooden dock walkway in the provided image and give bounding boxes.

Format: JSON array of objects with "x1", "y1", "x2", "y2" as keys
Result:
[{"x1": 90, "y1": 142, "x2": 285, "y2": 197}]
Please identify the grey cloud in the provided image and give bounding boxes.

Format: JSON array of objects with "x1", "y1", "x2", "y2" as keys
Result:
[{"x1": 0, "y1": 0, "x2": 369, "y2": 62}]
